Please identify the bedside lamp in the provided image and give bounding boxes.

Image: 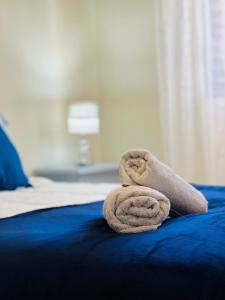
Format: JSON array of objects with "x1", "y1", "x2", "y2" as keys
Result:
[{"x1": 67, "y1": 101, "x2": 99, "y2": 165}]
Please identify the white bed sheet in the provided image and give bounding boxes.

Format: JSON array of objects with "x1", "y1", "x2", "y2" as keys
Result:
[{"x1": 0, "y1": 177, "x2": 119, "y2": 219}]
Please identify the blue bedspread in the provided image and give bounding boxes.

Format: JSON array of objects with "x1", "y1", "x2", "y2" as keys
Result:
[{"x1": 0, "y1": 184, "x2": 225, "y2": 300}]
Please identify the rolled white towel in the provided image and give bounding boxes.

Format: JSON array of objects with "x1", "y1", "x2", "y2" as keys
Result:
[
  {"x1": 103, "y1": 185, "x2": 170, "y2": 233},
  {"x1": 119, "y1": 149, "x2": 208, "y2": 216}
]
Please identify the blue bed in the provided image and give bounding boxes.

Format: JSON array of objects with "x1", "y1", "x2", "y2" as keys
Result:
[{"x1": 0, "y1": 184, "x2": 225, "y2": 300}]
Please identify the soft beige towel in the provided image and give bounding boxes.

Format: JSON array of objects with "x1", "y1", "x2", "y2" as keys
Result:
[
  {"x1": 103, "y1": 185, "x2": 170, "y2": 233},
  {"x1": 119, "y1": 149, "x2": 208, "y2": 216}
]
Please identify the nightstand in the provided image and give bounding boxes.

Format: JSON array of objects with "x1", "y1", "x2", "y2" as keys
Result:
[{"x1": 32, "y1": 163, "x2": 119, "y2": 183}]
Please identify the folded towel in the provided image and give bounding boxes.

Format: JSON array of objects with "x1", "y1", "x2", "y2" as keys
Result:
[
  {"x1": 119, "y1": 149, "x2": 208, "y2": 216},
  {"x1": 103, "y1": 185, "x2": 170, "y2": 233}
]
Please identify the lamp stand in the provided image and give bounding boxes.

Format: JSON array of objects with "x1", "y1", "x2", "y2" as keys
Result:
[{"x1": 78, "y1": 138, "x2": 90, "y2": 166}]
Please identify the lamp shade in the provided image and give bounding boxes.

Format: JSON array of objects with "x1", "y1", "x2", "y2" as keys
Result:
[{"x1": 67, "y1": 101, "x2": 99, "y2": 135}]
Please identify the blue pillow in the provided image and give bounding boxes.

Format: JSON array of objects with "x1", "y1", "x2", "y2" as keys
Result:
[{"x1": 0, "y1": 126, "x2": 30, "y2": 190}]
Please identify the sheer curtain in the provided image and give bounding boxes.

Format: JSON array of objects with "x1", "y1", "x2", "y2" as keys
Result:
[{"x1": 154, "y1": 0, "x2": 225, "y2": 184}]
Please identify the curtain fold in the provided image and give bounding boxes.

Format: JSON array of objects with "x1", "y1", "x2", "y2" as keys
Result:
[{"x1": 154, "y1": 0, "x2": 225, "y2": 184}]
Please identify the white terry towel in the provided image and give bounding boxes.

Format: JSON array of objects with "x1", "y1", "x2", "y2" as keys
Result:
[
  {"x1": 119, "y1": 149, "x2": 208, "y2": 216},
  {"x1": 103, "y1": 185, "x2": 170, "y2": 233}
]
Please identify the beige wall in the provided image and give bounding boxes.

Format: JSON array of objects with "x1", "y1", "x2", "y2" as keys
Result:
[
  {"x1": 95, "y1": 0, "x2": 163, "y2": 162},
  {"x1": 0, "y1": 0, "x2": 100, "y2": 172},
  {"x1": 0, "y1": 0, "x2": 162, "y2": 172}
]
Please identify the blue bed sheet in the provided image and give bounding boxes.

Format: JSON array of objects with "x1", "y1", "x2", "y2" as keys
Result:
[{"x1": 0, "y1": 184, "x2": 225, "y2": 300}]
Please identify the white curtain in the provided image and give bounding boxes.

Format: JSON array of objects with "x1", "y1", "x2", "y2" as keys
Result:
[{"x1": 154, "y1": 0, "x2": 225, "y2": 184}]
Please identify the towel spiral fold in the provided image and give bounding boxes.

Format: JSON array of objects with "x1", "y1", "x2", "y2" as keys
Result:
[
  {"x1": 103, "y1": 185, "x2": 170, "y2": 233},
  {"x1": 119, "y1": 149, "x2": 208, "y2": 216}
]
